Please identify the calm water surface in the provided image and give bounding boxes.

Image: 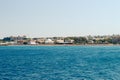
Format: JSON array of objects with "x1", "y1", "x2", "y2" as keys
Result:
[{"x1": 0, "y1": 46, "x2": 120, "y2": 80}]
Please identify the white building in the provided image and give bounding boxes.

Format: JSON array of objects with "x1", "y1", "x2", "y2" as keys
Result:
[
  {"x1": 36, "y1": 38, "x2": 45, "y2": 44},
  {"x1": 28, "y1": 40, "x2": 36, "y2": 45},
  {"x1": 45, "y1": 39, "x2": 54, "y2": 44},
  {"x1": 56, "y1": 39, "x2": 64, "y2": 44}
]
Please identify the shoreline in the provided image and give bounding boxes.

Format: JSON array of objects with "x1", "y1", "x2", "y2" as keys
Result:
[{"x1": 1, "y1": 44, "x2": 120, "y2": 46}]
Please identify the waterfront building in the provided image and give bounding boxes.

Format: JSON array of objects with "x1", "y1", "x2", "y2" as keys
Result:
[
  {"x1": 36, "y1": 38, "x2": 45, "y2": 44},
  {"x1": 56, "y1": 39, "x2": 64, "y2": 44},
  {"x1": 45, "y1": 39, "x2": 54, "y2": 44},
  {"x1": 28, "y1": 40, "x2": 37, "y2": 45}
]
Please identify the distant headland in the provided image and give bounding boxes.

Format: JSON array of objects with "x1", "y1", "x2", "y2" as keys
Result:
[{"x1": 0, "y1": 35, "x2": 120, "y2": 46}]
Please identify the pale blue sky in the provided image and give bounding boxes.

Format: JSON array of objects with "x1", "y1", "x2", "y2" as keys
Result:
[{"x1": 0, "y1": 0, "x2": 120, "y2": 38}]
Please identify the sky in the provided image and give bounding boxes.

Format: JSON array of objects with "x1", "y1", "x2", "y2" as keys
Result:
[{"x1": 0, "y1": 0, "x2": 120, "y2": 38}]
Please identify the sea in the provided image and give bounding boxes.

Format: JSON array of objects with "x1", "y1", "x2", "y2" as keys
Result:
[{"x1": 0, "y1": 46, "x2": 120, "y2": 80}]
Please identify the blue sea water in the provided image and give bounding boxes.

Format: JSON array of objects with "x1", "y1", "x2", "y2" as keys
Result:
[{"x1": 0, "y1": 46, "x2": 120, "y2": 80}]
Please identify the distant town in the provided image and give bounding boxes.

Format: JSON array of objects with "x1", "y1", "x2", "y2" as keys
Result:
[{"x1": 1, "y1": 35, "x2": 120, "y2": 46}]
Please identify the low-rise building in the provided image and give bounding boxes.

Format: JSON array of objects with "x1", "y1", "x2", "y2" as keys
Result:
[
  {"x1": 28, "y1": 40, "x2": 37, "y2": 45},
  {"x1": 45, "y1": 39, "x2": 54, "y2": 44},
  {"x1": 56, "y1": 39, "x2": 64, "y2": 44},
  {"x1": 36, "y1": 38, "x2": 45, "y2": 44},
  {"x1": 64, "y1": 39, "x2": 74, "y2": 44}
]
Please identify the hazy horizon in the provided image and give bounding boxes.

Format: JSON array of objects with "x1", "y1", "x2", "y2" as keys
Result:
[{"x1": 0, "y1": 0, "x2": 120, "y2": 38}]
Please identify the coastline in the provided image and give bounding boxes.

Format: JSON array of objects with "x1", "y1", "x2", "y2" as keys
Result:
[{"x1": 1, "y1": 44, "x2": 119, "y2": 46}]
